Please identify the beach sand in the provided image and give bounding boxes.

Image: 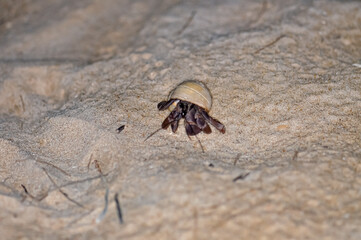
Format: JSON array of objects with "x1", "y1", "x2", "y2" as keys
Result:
[{"x1": 0, "y1": 0, "x2": 360, "y2": 239}]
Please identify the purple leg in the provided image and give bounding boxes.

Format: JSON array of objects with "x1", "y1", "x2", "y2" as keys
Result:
[
  {"x1": 197, "y1": 106, "x2": 226, "y2": 134},
  {"x1": 158, "y1": 99, "x2": 176, "y2": 111}
]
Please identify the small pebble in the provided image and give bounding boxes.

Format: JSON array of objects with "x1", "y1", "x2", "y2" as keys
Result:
[
  {"x1": 148, "y1": 71, "x2": 157, "y2": 80},
  {"x1": 277, "y1": 124, "x2": 289, "y2": 131}
]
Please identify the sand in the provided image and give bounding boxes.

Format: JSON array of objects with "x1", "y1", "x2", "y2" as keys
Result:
[{"x1": 0, "y1": 0, "x2": 360, "y2": 239}]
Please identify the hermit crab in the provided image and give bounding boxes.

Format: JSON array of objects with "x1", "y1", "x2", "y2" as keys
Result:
[{"x1": 157, "y1": 80, "x2": 226, "y2": 136}]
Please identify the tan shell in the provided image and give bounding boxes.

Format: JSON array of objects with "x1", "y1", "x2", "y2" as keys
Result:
[{"x1": 168, "y1": 80, "x2": 212, "y2": 112}]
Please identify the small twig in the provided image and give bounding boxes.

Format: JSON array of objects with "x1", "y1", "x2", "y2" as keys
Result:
[
  {"x1": 66, "y1": 210, "x2": 94, "y2": 228},
  {"x1": 94, "y1": 160, "x2": 110, "y2": 223},
  {"x1": 292, "y1": 151, "x2": 299, "y2": 161},
  {"x1": 96, "y1": 188, "x2": 109, "y2": 223},
  {"x1": 114, "y1": 193, "x2": 124, "y2": 224},
  {"x1": 31, "y1": 116, "x2": 51, "y2": 134},
  {"x1": 116, "y1": 125, "x2": 125, "y2": 133},
  {"x1": 250, "y1": 1, "x2": 268, "y2": 27},
  {"x1": 58, "y1": 172, "x2": 110, "y2": 189},
  {"x1": 253, "y1": 34, "x2": 286, "y2": 54},
  {"x1": 20, "y1": 95, "x2": 25, "y2": 113},
  {"x1": 94, "y1": 160, "x2": 103, "y2": 175},
  {"x1": 21, "y1": 184, "x2": 29, "y2": 194},
  {"x1": 36, "y1": 159, "x2": 70, "y2": 176},
  {"x1": 20, "y1": 184, "x2": 30, "y2": 202},
  {"x1": 42, "y1": 168, "x2": 84, "y2": 208},
  {"x1": 234, "y1": 153, "x2": 241, "y2": 166},
  {"x1": 176, "y1": 10, "x2": 196, "y2": 35},
  {"x1": 233, "y1": 172, "x2": 250, "y2": 182},
  {"x1": 87, "y1": 154, "x2": 93, "y2": 171},
  {"x1": 21, "y1": 184, "x2": 47, "y2": 201}
]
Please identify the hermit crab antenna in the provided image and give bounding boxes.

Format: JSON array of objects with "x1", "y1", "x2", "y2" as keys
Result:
[{"x1": 144, "y1": 119, "x2": 179, "y2": 142}]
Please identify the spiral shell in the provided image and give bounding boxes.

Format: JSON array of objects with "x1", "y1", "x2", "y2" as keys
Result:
[{"x1": 168, "y1": 80, "x2": 212, "y2": 112}]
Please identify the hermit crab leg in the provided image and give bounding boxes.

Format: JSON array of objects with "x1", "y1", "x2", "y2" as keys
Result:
[
  {"x1": 184, "y1": 112, "x2": 205, "y2": 152},
  {"x1": 185, "y1": 107, "x2": 200, "y2": 135},
  {"x1": 161, "y1": 103, "x2": 182, "y2": 130},
  {"x1": 194, "y1": 108, "x2": 212, "y2": 134},
  {"x1": 158, "y1": 99, "x2": 176, "y2": 111},
  {"x1": 170, "y1": 119, "x2": 179, "y2": 133},
  {"x1": 184, "y1": 121, "x2": 202, "y2": 136},
  {"x1": 184, "y1": 109, "x2": 202, "y2": 136},
  {"x1": 161, "y1": 112, "x2": 181, "y2": 130},
  {"x1": 197, "y1": 106, "x2": 226, "y2": 134}
]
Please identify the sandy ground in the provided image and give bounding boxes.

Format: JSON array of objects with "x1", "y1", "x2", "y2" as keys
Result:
[{"x1": 0, "y1": 0, "x2": 360, "y2": 239}]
